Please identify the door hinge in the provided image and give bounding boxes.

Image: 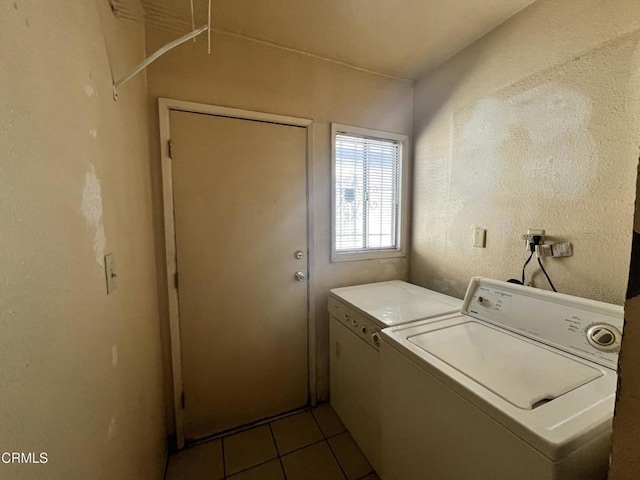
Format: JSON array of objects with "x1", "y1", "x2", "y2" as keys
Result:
[
  {"x1": 174, "y1": 272, "x2": 179, "y2": 289},
  {"x1": 181, "y1": 391, "x2": 185, "y2": 409},
  {"x1": 168, "y1": 139, "x2": 173, "y2": 159}
]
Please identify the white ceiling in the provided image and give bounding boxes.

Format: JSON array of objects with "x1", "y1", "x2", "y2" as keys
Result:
[{"x1": 141, "y1": 0, "x2": 535, "y2": 80}]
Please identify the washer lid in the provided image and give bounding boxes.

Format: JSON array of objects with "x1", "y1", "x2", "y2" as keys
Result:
[
  {"x1": 330, "y1": 281, "x2": 462, "y2": 326},
  {"x1": 409, "y1": 321, "x2": 603, "y2": 409}
]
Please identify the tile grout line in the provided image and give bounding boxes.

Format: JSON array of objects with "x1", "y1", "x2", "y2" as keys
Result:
[
  {"x1": 313, "y1": 408, "x2": 349, "y2": 480},
  {"x1": 222, "y1": 425, "x2": 280, "y2": 479},
  {"x1": 171, "y1": 407, "x2": 355, "y2": 480},
  {"x1": 311, "y1": 407, "x2": 348, "y2": 440},
  {"x1": 311, "y1": 410, "x2": 349, "y2": 479},
  {"x1": 310, "y1": 405, "x2": 348, "y2": 439},
  {"x1": 309, "y1": 408, "x2": 328, "y2": 439},
  {"x1": 224, "y1": 417, "x2": 329, "y2": 478},
  {"x1": 325, "y1": 438, "x2": 349, "y2": 480},
  {"x1": 224, "y1": 457, "x2": 280, "y2": 479},
  {"x1": 313, "y1": 407, "x2": 375, "y2": 480},
  {"x1": 279, "y1": 437, "x2": 328, "y2": 457},
  {"x1": 272, "y1": 410, "x2": 327, "y2": 457},
  {"x1": 221, "y1": 437, "x2": 227, "y2": 479},
  {"x1": 187, "y1": 406, "x2": 311, "y2": 448},
  {"x1": 268, "y1": 422, "x2": 288, "y2": 480}
]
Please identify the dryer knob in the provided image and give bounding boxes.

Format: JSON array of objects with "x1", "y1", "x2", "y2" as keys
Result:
[
  {"x1": 351, "y1": 318, "x2": 358, "y2": 327},
  {"x1": 371, "y1": 332, "x2": 381, "y2": 345}
]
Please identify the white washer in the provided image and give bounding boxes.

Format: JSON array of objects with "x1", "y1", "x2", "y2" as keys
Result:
[
  {"x1": 329, "y1": 281, "x2": 462, "y2": 472},
  {"x1": 380, "y1": 277, "x2": 623, "y2": 480}
]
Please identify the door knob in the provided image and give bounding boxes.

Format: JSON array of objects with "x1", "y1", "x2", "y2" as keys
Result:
[{"x1": 294, "y1": 271, "x2": 306, "y2": 282}]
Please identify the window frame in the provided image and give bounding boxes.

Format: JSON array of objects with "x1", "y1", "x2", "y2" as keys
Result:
[{"x1": 331, "y1": 123, "x2": 409, "y2": 262}]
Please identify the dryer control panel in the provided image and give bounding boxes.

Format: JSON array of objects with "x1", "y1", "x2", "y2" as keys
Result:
[
  {"x1": 328, "y1": 297, "x2": 382, "y2": 350},
  {"x1": 462, "y1": 277, "x2": 624, "y2": 370}
]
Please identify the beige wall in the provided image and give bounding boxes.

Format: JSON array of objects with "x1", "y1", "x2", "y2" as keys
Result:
[
  {"x1": 145, "y1": 27, "x2": 413, "y2": 429},
  {"x1": 409, "y1": 1, "x2": 640, "y2": 478},
  {"x1": 410, "y1": 0, "x2": 640, "y2": 305},
  {"x1": 1, "y1": 1, "x2": 166, "y2": 479}
]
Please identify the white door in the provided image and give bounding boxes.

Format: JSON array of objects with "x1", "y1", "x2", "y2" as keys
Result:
[{"x1": 170, "y1": 110, "x2": 308, "y2": 440}]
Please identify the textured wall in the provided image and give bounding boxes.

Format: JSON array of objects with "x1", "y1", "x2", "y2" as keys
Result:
[
  {"x1": 144, "y1": 27, "x2": 413, "y2": 431},
  {"x1": 410, "y1": 0, "x2": 640, "y2": 305},
  {"x1": 0, "y1": 1, "x2": 166, "y2": 478},
  {"x1": 410, "y1": 1, "x2": 640, "y2": 478}
]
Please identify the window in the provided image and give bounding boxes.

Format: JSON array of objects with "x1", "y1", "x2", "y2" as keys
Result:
[{"x1": 331, "y1": 124, "x2": 408, "y2": 261}]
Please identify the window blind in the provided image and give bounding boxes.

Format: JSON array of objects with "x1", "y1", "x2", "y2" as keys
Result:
[{"x1": 335, "y1": 133, "x2": 400, "y2": 252}]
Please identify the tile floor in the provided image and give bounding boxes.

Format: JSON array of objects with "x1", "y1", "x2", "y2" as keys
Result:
[{"x1": 165, "y1": 403, "x2": 380, "y2": 480}]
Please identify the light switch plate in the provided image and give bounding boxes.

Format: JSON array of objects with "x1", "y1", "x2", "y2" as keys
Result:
[
  {"x1": 105, "y1": 253, "x2": 117, "y2": 294},
  {"x1": 473, "y1": 228, "x2": 486, "y2": 248}
]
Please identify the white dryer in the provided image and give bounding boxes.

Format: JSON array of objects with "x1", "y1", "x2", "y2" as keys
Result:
[
  {"x1": 380, "y1": 277, "x2": 623, "y2": 480},
  {"x1": 329, "y1": 281, "x2": 462, "y2": 473}
]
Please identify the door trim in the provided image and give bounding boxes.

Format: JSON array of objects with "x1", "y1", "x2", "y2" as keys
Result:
[{"x1": 158, "y1": 98, "x2": 315, "y2": 449}]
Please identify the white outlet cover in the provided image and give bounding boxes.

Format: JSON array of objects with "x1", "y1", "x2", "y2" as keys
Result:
[{"x1": 473, "y1": 228, "x2": 486, "y2": 248}]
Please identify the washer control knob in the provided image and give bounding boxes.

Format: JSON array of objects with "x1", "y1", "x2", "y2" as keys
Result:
[
  {"x1": 586, "y1": 324, "x2": 622, "y2": 351},
  {"x1": 351, "y1": 318, "x2": 358, "y2": 327},
  {"x1": 344, "y1": 313, "x2": 349, "y2": 321},
  {"x1": 371, "y1": 332, "x2": 381, "y2": 345},
  {"x1": 477, "y1": 296, "x2": 487, "y2": 305},
  {"x1": 361, "y1": 325, "x2": 368, "y2": 335}
]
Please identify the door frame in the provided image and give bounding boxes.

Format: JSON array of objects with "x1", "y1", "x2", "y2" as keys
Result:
[{"x1": 158, "y1": 98, "x2": 315, "y2": 449}]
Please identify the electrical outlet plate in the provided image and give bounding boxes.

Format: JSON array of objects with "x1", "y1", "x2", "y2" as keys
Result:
[
  {"x1": 523, "y1": 229, "x2": 545, "y2": 250},
  {"x1": 473, "y1": 227, "x2": 486, "y2": 248},
  {"x1": 105, "y1": 253, "x2": 117, "y2": 294}
]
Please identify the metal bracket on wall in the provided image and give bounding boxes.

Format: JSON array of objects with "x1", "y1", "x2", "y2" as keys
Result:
[
  {"x1": 113, "y1": 24, "x2": 208, "y2": 100},
  {"x1": 111, "y1": 0, "x2": 212, "y2": 100}
]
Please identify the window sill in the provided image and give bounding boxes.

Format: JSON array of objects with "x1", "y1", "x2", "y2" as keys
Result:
[{"x1": 331, "y1": 249, "x2": 406, "y2": 263}]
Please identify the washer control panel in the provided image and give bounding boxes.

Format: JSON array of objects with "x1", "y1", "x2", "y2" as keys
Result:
[
  {"x1": 328, "y1": 297, "x2": 382, "y2": 350},
  {"x1": 463, "y1": 277, "x2": 624, "y2": 370}
]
